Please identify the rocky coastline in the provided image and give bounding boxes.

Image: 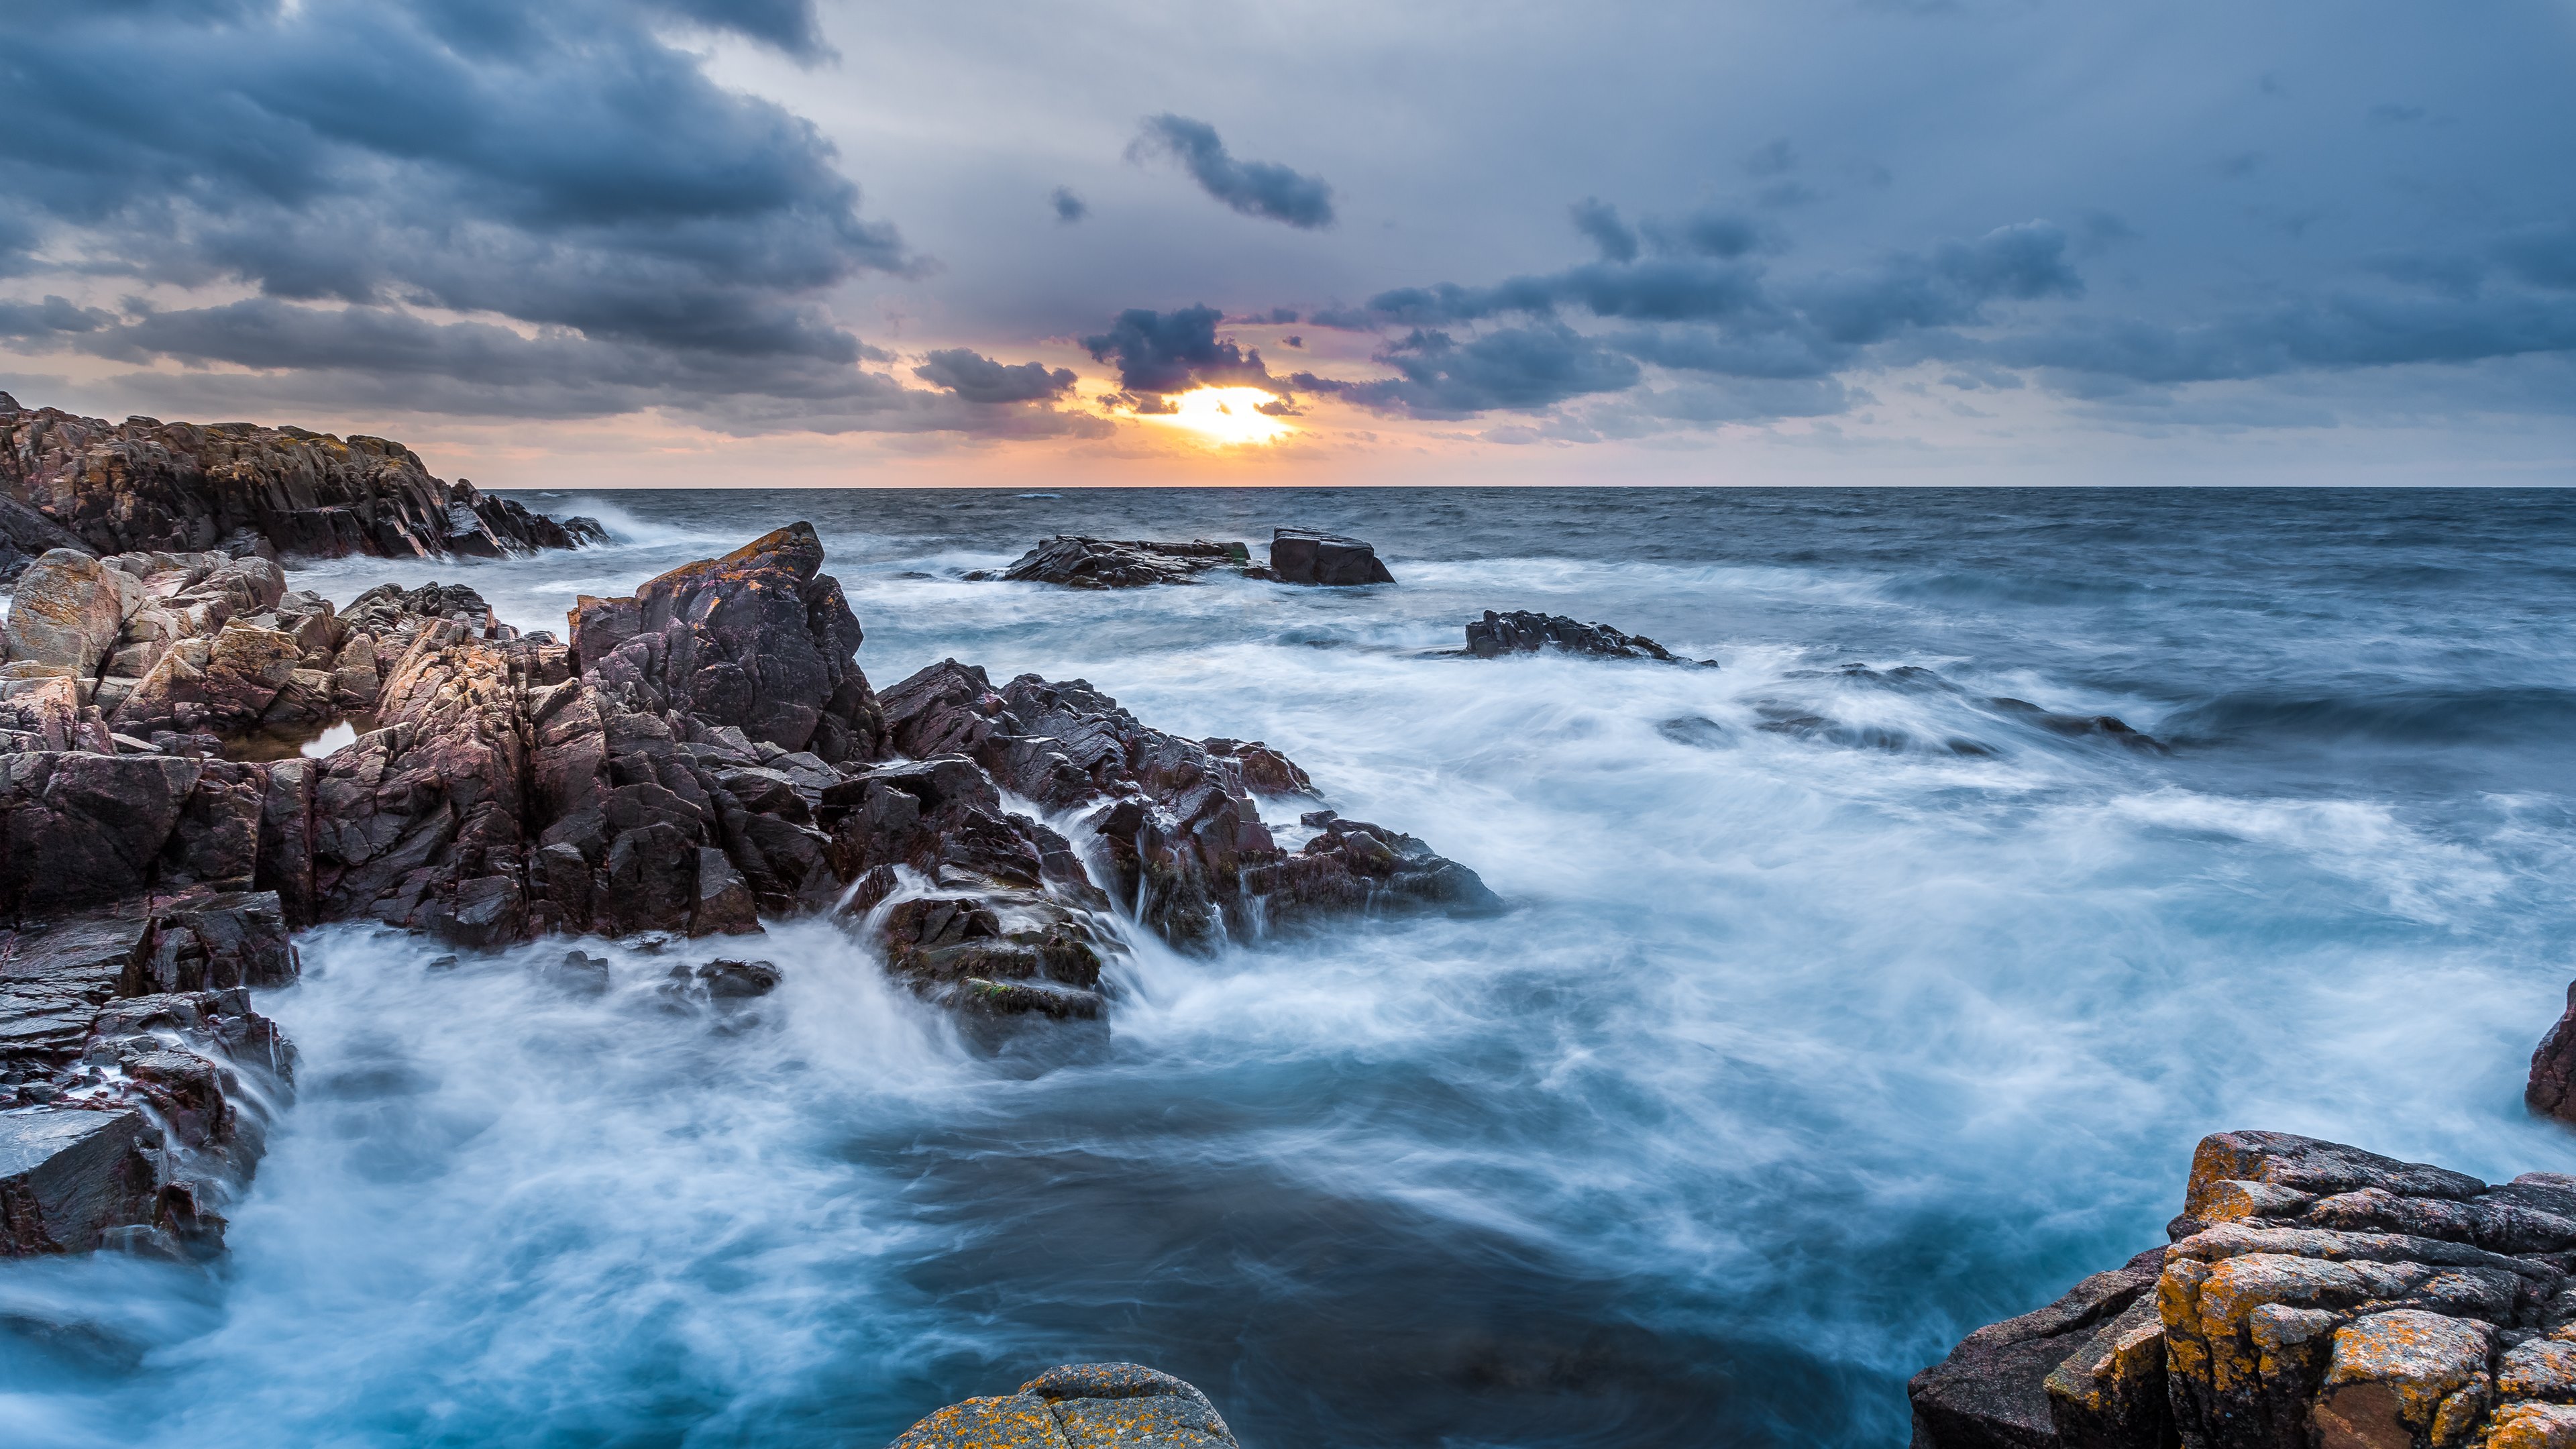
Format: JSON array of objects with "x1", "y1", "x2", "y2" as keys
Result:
[{"x1": 0, "y1": 436, "x2": 1493, "y2": 1264}]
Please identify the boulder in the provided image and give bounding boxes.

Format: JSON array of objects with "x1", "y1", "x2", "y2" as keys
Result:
[
  {"x1": 994, "y1": 536, "x2": 1248, "y2": 588},
  {"x1": 1464, "y1": 608, "x2": 1694, "y2": 663},
  {"x1": 1265, "y1": 527, "x2": 1393, "y2": 586},
  {"x1": 0, "y1": 1108, "x2": 161, "y2": 1255},
  {"x1": 3, "y1": 548, "x2": 127, "y2": 674},
  {"x1": 1913, "y1": 1131, "x2": 2576, "y2": 1449},
  {"x1": 888, "y1": 1363, "x2": 1238, "y2": 1449}
]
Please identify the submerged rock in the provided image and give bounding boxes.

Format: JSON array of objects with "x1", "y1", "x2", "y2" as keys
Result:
[
  {"x1": 1263, "y1": 527, "x2": 1393, "y2": 586},
  {"x1": 1463, "y1": 608, "x2": 1703, "y2": 663},
  {"x1": 991, "y1": 535, "x2": 1248, "y2": 588},
  {"x1": 1911, "y1": 1129, "x2": 2576, "y2": 1449},
  {"x1": 889, "y1": 1362, "x2": 1239, "y2": 1449}
]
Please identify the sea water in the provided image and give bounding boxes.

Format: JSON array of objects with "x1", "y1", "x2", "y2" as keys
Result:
[{"x1": 5, "y1": 486, "x2": 2573, "y2": 1448}]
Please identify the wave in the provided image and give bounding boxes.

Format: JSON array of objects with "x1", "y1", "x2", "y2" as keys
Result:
[{"x1": 2159, "y1": 686, "x2": 2576, "y2": 748}]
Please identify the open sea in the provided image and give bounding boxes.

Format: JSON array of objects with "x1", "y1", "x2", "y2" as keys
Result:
[{"x1": 5, "y1": 486, "x2": 2574, "y2": 1448}]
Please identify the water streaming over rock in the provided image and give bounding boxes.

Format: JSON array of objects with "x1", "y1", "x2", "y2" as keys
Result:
[{"x1": 5, "y1": 487, "x2": 2573, "y2": 1447}]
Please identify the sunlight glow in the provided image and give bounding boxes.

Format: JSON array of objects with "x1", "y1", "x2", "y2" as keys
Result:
[{"x1": 1141, "y1": 386, "x2": 1295, "y2": 447}]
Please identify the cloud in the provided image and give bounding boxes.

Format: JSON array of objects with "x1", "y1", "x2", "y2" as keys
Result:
[
  {"x1": 1049, "y1": 186, "x2": 1089, "y2": 223},
  {"x1": 1569, "y1": 198, "x2": 1640, "y2": 262},
  {"x1": 1077, "y1": 304, "x2": 1275, "y2": 397},
  {"x1": 1128, "y1": 115, "x2": 1336, "y2": 229},
  {"x1": 912, "y1": 347, "x2": 1077, "y2": 404},
  {"x1": 1289, "y1": 323, "x2": 1640, "y2": 419},
  {"x1": 0, "y1": 0, "x2": 984, "y2": 433}
]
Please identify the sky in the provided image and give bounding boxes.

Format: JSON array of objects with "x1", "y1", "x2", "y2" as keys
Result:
[{"x1": 1, "y1": 0, "x2": 2572, "y2": 488}]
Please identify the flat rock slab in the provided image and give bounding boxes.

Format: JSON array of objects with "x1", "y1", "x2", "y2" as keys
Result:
[{"x1": 890, "y1": 1364, "x2": 1238, "y2": 1449}]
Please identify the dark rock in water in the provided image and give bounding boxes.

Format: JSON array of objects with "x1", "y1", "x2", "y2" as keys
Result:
[
  {"x1": 0, "y1": 1108, "x2": 162, "y2": 1256},
  {"x1": 541, "y1": 950, "x2": 611, "y2": 995},
  {"x1": 2528, "y1": 981, "x2": 2576, "y2": 1124},
  {"x1": 696, "y1": 958, "x2": 780, "y2": 999},
  {"x1": 1913, "y1": 1128, "x2": 2576, "y2": 1449},
  {"x1": 1265, "y1": 527, "x2": 1393, "y2": 586},
  {"x1": 0, "y1": 395, "x2": 594, "y2": 560},
  {"x1": 1203, "y1": 737, "x2": 1316, "y2": 796},
  {"x1": 995, "y1": 535, "x2": 1248, "y2": 588},
  {"x1": 1464, "y1": 609, "x2": 1700, "y2": 663},
  {"x1": 1986, "y1": 698, "x2": 2167, "y2": 753},
  {"x1": 878, "y1": 659, "x2": 1497, "y2": 951},
  {"x1": 888, "y1": 1362, "x2": 1238, "y2": 1449}
]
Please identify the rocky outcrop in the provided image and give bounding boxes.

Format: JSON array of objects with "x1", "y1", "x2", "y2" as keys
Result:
[
  {"x1": 1464, "y1": 608, "x2": 1703, "y2": 663},
  {"x1": 879, "y1": 660, "x2": 1499, "y2": 951},
  {"x1": 988, "y1": 536, "x2": 1250, "y2": 588},
  {"x1": 1261, "y1": 527, "x2": 1393, "y2": 586},
  {"x1": 1911, "y1": 1130, "x2": 2576, "y2": 1449},
  {"x1": 0, "y1": 892, "x2": 297, "y2": 1257},
  {"x1": 2528, "y1": 986, "x2": 2576, "y2": 1126},
  {"x1": 888, "y1": 1363, "x2": 1238, "y2": 1449},
  {"x1": 0, "y1": 392, "x2": 602, "y2": 561},
  {"x1": 0, "y1": 490, "x2": 91, "y2": 588}
]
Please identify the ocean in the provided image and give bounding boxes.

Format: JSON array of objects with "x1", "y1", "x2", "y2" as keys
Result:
[{"x1": 5, "y1": 486, "x2": 2573, "y2": 1447}]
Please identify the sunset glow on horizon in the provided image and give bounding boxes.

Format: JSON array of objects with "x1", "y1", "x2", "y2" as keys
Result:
[{"x1": 1136, "y1": 386, "x2": 1296, "y2": 447}]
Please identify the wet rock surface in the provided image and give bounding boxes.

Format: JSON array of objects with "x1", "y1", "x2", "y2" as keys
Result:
[
  {"x1": 2528, "y1": 984, "x2": 2576, "y2": 1126},
  {"x1": 1911, "y1": 1130, "x2": 2576, "y2": 1449},
  {"x1": 1260, "y1": 526, "x2": 1393, "y2": 586},
  {"x1": 0, "y1": 392, "x2": 600, "y2": 561},
  {"x1": 989, "y1": 535, "x2": 1250, "y2": 588},
  {"x1": 888, "y1": 1363, "x2": 1239, "y2": 1449},
  {"x1": 1, "y1": 518, "x2": 1493, "y2": 1256},
  {"x1": 1464, "y1": 608, "x2": 1703, "y2": 663}
]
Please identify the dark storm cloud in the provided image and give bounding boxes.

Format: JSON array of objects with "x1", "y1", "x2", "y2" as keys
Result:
[
  {"x1": 1970, "y1": 289, "x2": 2576, "y2": 388},
  {"x1": 1289, "y1": 324, "x2": 1641, "y2": 420},
  {"x1": 1128, "y1": 115, "x2": 1337, "y2": 229},
  {"x1": 912, "y1": 348, "x2": 1078, "y2": 404},
  {"x1": 0, "y1": 0, "x2": 1096, "y2": 435},
  {"x1": 1077, "y1": 305, "x2": 1275, "y2": 397},
  {"x1": 1050, "y1": 186, "x2": 1089, "y2": 223},
  {"x1": 1569, "y1": 199, "x2": 1641, "y2": 263}
]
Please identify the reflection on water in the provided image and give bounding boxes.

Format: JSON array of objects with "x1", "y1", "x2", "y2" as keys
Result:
[{"x1": 5, "y1": 487, "x2": 2574, "y2": 1448}]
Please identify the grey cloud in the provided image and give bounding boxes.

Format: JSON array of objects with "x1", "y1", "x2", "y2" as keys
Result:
[
  {"x1": 1078, "y1": 305, "x2": 1275, "y2": 397},
  {"x1": 1051, "y1": 186, "x2": 1089, "y2": 223},
  {"x1": 1570, "y1": 198, "x2": 1640, "y2": 262},
  {"x1": 912, "y1": 348, "x2": 1077, "y2": 404},
  {"x1": 1128, "y1": 115, "x2": 1336, "y2": 229},
  {"x1": 0, "y1": 295, "x2": 113, "y2": 339},
  {"x1": 1974, "y1": 289, "x2": 2576, "y2": 387},
  {"x1": 1289, "y1": 324, "x2": 1640, "y2": 419},
  {"x1": 2496, "y1": 225, "x2": 2576, "y2": 290},
  {"x1": 0, "y1": 0, "x2": 926, "y2": 430}
]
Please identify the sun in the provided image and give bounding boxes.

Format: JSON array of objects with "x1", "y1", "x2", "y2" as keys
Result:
[{"x1": 1141, "y1": 386, "x2": 1295, "y2": 446}]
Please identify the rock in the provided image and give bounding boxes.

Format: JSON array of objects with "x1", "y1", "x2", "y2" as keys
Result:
[
  {"x1": 994, "y1": 536, "x2": 1248, "y2": 588},
  {"x1": 0, "y1": 492, "x2": 93, "y2": 589},
  {"x1": 696, "y1": 958, "x2": 780, "y2": 998},
  {"x1": 1986, "y1": 698, "x2": 2167, "y2": 754},
  {"x1": 0, "y1": 1108, "x2": 161, "y2": 1255},
  {"x1": 2528, "y1": 983, "x2": 2576, "y2": 1125},
  {"x1": 888, "y1": 1362, "x2": 1238, "y2": 1449},
  {"x1": 4, "y1": 548, "x2": 133, "y2": 677},
  {"x1": 0, "y1": 398, "x2": 594, "y2": 560},
  {"x1": 1265, "y1": 527, "x2": 1393, "y2": 586},
  {"x1": 1463, "y1": 608, "x2": 1697, "y2": 663},
  {"x1": 1915, "y1": 1131, "x2": 2576, "y2": 1449},
  {"x1": 111, "y1": 622, "x2": 305, "y2": 736}
]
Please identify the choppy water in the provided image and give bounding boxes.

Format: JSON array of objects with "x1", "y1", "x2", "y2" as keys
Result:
[{"x1": 7, "y1": 487, "x2": 2575, "y2": 1448}]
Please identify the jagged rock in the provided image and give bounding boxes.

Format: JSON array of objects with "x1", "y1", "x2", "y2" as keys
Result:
[
  {"x1": 1264, "y1": 527, "x2": 1393, "y2": 586},
  {"x1": 0, "y1": 491, "x2": 92, "y2": 588},
  {"x1": 696, "y1": 958, "x2": 780, "y2": 998},
  {"x1": 879, "y1": 660, "x2": 1497, "y2": 951},
  {"x1": 1913, "y1": 1130, "x2": 2576, "y2": 1449},
  {"x1": 2528, "y1": 983, "x2": 2576, "y2": 1125},
  {"x1": 993, "y1": 536, "x2": 1248, "y2": 588},
  {"x1": 888, "y1": 1362, "x2": 1238, "y2": 1449},
  {"x1": 0, "y1": 397, "x2": 596, "y2": 560},
  {"x1": 111, "y1": 622, "x2": 304, "y2": 736},
  {"x1": 1464, "y1": 608, "x2": 1696, "y2": 663},
  {"x1": 0, "y1": 1109, "x2": 162, "y2": 1256}
]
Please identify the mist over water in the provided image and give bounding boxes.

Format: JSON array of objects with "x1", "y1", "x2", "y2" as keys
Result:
[{"x1": 7, "y1": 488, "x2": 2573, "y2": 1447}]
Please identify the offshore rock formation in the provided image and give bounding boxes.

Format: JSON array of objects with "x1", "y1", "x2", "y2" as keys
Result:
[
  {"x1": 1911, "y1": 1130, "x2": 2576, "y2": 1449},
  {"x1": 1464, "y1": 608, "x2": 1703, "y2": 663},
  {"x1": 2, "y1": 523, "x2": 1492, "y2": 1255},
  {"x1": 989, "y1": 536, "x2": 1250, "y2": 588},
  {"x1": 0, "y1": 392, "x2": 602, "y2": 561},
  {"x1": 1262, "y1": 526, "x2": 1393, "y2": 586},
  {"x1": 889, "y1": 1363, "x2": 1238, "y2": 1449}
]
